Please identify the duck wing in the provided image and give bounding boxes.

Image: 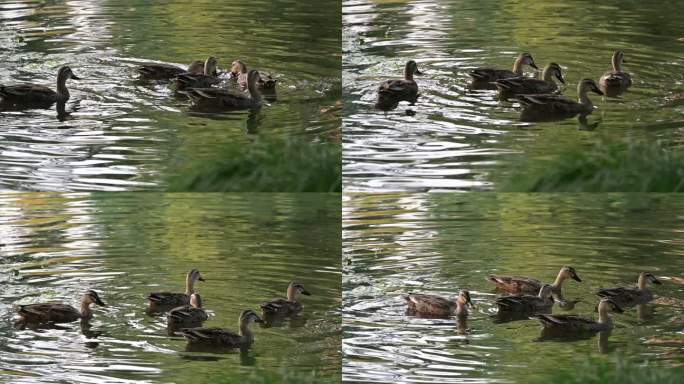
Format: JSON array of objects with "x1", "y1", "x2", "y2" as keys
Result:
[{"x1": 404, "y1": 293, "x2": 453, "y2": 314}]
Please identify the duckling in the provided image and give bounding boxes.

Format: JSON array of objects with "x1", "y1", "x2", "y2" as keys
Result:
[
  {"x1": 261, "y1": 281, "x2": 311, "y2": 317},
  {"x1": 167, "y1": 293, "x2": 208, "y2": 329},
  {"x1": 184, "y1": 70, "x2": 262, "y2": 110},
  {"x1": 147, "y1": 269, "x2": 204, "y2": 313},
  {"x1": 0, "y1": 66, "x2": 80, "y2": 109},
  {"x1": 136, "y1": 60, "x2": 204, "y2": 80},
  {"x1": 180, "y1": 309, "x2": 263, "y2": 348},
  {"x1": 16, "y1": 290, "x2": 105, "y2": 325},
  {"x1": 175, "y1": 57, "x2": 220, "y2": 90},
  {"x1": 230, "y1": 59, "x2": 277, "y2": 90},
  {"x1": 495, "y1": 62, "x2": 565, "y2": 98},
  {"x1": 534, "y1": 298, "x2": 623, "y2": 332},
  {"x1": 596, "y1": 272, "x2": 662, "y2": 308},
  {"x1": 405, "y1": 290, "x2": 473, "y2": 318},
  {"x1": 488, "y1": 266, "x2": 582, "y2": 295},
  {"x1": 496, "y1": 284, "x2": 555, "y2": 313},
  {"x1": 469, "y1": 52, "x2": 538, "y2": 89},
  {"x1": 375, "y1": 60, "x2": 422, "y2": 111},
  {"x1": 517, "y1": 78, "x2": 604, "y2": 122},
  {"x1": 598, "y1": 50, "x2": 632, "y2": 97}
]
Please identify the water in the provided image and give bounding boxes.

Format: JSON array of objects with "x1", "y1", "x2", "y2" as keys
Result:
[
  {"x1": 0, "y1": 193, "x2": 341, "y2": 383},
  {"x1": 342, "y1": 0, "x2": 684, "y2": 191},
  {"x1": 0, "y1": 0, "x2": 341, "y2": 191},
  {"x1": 343, "y1": 193, "x2": 684, "y2": 383}
]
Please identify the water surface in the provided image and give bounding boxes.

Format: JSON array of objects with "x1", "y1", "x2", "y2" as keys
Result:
[
  {"x1": 0, "y1": 0, "x2": 341, "y2": 191},
  {"x1": 0, "y1": 193, "x2": 341, "y2": 383},
  {"x1": 343, "y1": 193, "x2": 684, "y2": 383},
  {"x1": 343, "y1": 0, "x2": 684, "y2": 191}
]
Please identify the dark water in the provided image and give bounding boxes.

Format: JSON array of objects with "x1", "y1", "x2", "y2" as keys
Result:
[
  {"x1": 342, "y1": 0, "x2": 684, "y2": 191},
  {"x1": 0, "y1": 193, "x2": 341, "y2": 382},
  {"x1": 0, "y1": 0, "x2": 341, "y2": 191},
  {"x1": 343, "y1": 193, "x2": 684, "y2": 383}
]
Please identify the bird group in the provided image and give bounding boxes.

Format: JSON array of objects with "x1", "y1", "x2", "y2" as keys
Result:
[
  {"x1": 404, "y1": 267, "x2": 662, "y2": 337},
  {"x1": 0, "y1": 56, "x2": 276, "y2": 115},
  {"x1": 376, "y1": 50, "x2": 632, "y2": 122},
  {"x1": 14, "y1": 268, "x2": 311, "y2": 351}
]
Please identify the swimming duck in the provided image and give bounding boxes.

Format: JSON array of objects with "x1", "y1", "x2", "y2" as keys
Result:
[
  {"x1": 230, "y1": 60, "x2": 277, "y2": 90},
  {"x1": 175, "y1": 57, "x2": 220, "y2": 90},
  {"x1": 184, "y1": 70, "x2": 262, "y2": 110},
  {"x1": 0, "y1": 66, "x2": 80, "y2": 108},
  {"x1": 517, "y1": 78, "x2": 604, "y2": 121},
  {"x1": 534, "y1": 298, "x2": 623, "y2": 332},
  {"x1": 469, "y1": 52, "x2": 538, "y2": 89},
  {"x1": 261, "y1": 281, "x2": 311, "y2": 317},
  {"x1": 405, "y1": 290, "x2": 473, "y2": 318},
  {"x1": 147, "y1": 269, "x2": 204, "y2": 312},
  {"x1": 495, "y1": 62, "x2": 565, "y2": 98},
  {"x1": 487, "y1": 266, "x2": 582, "y2": 295},
  {"x1": 596, "y1": 272, "x2": 662, "y2": 308},
  {"x1": 180, "y1": 309, "x2": 263, "y2": 348},
  {"x1": 16, "y1": 290, "x2": 105, "y2": 324},
  {"x1": 496, "y1": 284, "x2": 554, "y2": 312},
  {"x1": 598, "y1": 50, "x2": 632, "y2": 97},
  {"x1": 136, "y1": 60, "x2": 205, "y2": 80},
  {"x1": 375, "y1": 60, "x2": 422, "y2": 111},
  {"x1": 167, "y1": 293, "x2": 208, "y2": 329}
]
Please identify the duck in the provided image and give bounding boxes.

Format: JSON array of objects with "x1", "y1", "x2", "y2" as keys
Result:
[
  {"x1": 147, "y1": 268, "x2": 204, "y2": 312},
  {"x1": 180, "y1": 309, "x2": 263, "y2": 348},
  {"x1": 598, "y1": 50, "x2": 632, "y2": 97},
  {"x1": 136, "y1": 60, "x2": 205, "y2": 80},
  {"x1": 469, "y1": 52, "x2": 538, "y2": 89},
  {"x1": 596, "y1": 272, "x2": 662, "y2": 308},
  {"x1": 175, "y1": 57, "x2": 220, "y2": 90},
  {"x1": 517, "y1": 78, "x2": 604, "y2": 122},
  {"x1": 184, "y1": 70, "x2": 263, "y2": 110},
  {"x1": 16, "y1": 290, "x2": 105, "y2": 324},
  {"x1": 404, "y1": 290, "x2": 473, "y2": 318},
  {"x1": 375, "y1": 60, "x2": 422, "y2": 111},
  {"x1": 230, "y1": 59, "x2": 277, "y2": 90},
  {"x1": 495, "y1": 62, "x2": 565, "y2": 98},
  {"x1": 487, "y1": 266, "x2": 582, "y2": 295},
  {"x1": 496, "y1": 284, "x2": 554, "y2": 312},
  {"x1": 0, "y1": 66, "x2": 80, "y2": 109},
  {"x1": 167, "y1": 293, "x2": 208, "y2": 329},
  {"x1": 534, "y1": 298, "x2": 623, "y2": 332},
  {"x1": 260, "y1": 281, "x2": 311, "y2": 317}
]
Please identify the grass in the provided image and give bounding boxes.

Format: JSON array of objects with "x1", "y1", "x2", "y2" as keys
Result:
[
  {"x1": 499, "y1": 140, "x2": 684, "y2": 192},
  {"x1": 168, "y1": 137, "x2": 341, "y2": 192},
  {"x1": 537, "y1": 358, "x2": 684, "y2": 384},
  {"x1": 210, "y1": 369, "x2": 335, "y2": 384}
]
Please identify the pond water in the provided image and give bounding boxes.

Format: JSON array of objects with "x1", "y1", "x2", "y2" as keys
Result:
[
  {"x1": 0, "y1": 193, "x2": 341, "y2": 383},
  {"x1": 343, "y1": 193, "x2": 684, "y2": 383},
  {"x1": 0, "y1": 0, "x2": 341, "y2": 191},
  {"x1": 342, "y1": 0, "x2": 684, "y2": 191}
]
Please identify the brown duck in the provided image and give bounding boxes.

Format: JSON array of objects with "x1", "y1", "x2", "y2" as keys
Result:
[
  {"x1": 405, "y1": 290, "x2": 473, "y2": 318},
  {"x1": 0, "y1": 66, "x2": 80, "y2": 109},
  {"x1": 147, "y1": 268, "x2": 204, "y2": 312},
  {"x1": 376, "y1": 60, "x2": 422, "y2": 110},
  {"x1": 230, "y1": 59, "x2": 277, "y2": 90},
  {"x1": 180, "y1": 309, "x2": 263, "y2": 348},
  {"x1": 261, "y1": 281, "x2": 311, "y2": 317},
  {"x1": 488, "y1": 266, "x2": 582, "y2": 295},
  {"x1": 596, "y1": 272, "x2": 662, "y2": 308},
  {"x1": 16, "y1": 290, "x2": 105, "y2": 324},
  {"x1": 136, "y1": 60, "x2": 204, "y2": 80},
  {"x1": 469, "y1": 52, "x2": 538, "y2": 89}
]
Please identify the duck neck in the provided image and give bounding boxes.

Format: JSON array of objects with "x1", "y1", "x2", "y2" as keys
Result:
[
  {"x1": 248, "y1": 81, "x2": 262, "y2": 102},
  {"x1": 578, "y1": 86, "x2": 593, "y2": 108},
  {"x1": 403, "y1": 63, "x2": 414, "y2": 81},
  {"x1": 56, "y1": 74, "x2": 70, "y2": 101},
  {"x1": 612, "y1": 55, "x2": 622, "y2": 72},
  {"x1": 80, "y1": 300, "x2": 92, "y2": 319},
  {"x1": 541, "y1": 67, "x2": 555, "y2": 82},
  {"x1": 287, "y1": 284, "x2": 296, "y2": 301},
  {"x1": 597, "y1": 304, "x2": 611, "y2": 325},
  {"x1": 512, "y1": 56, "x2": 525, "y2": 76},
  {"x1": 240, "y1": 320, "x2": 254, "y2": 343},
  {"x1": 637, "y1": 273, "x2": 647, "y2": 290},
  {"x1": 454, "y1": 299, "x2": 467, "y2": 317},
  {"x1": 185, "y1": 275, "x2": 195, "y2": 296},
  {"x1": 551, "y1": 271, "x2": 566, "y2": 290}
]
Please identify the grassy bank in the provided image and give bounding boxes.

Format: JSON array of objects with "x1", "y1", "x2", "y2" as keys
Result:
[{"x1": 535, "y1": 358, "x2": 684, "y2": 384}]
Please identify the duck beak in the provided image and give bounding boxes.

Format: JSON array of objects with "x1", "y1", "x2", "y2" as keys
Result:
[
  {"x1": 612, "y1": 303, "x2": 624, "y2": 313},
  {"x1": 530, "y1": 61, "x2": 539, "y2": 70},
  {"x1": 94, "y1": 296, "x2": 106, "y2": 307},
  {"x1": 414, "y1": 69, "x2": 423, "y2": 76},
  {"x1": 198, "y1": 276, "x2": 205, "y2": 282},
  {"x1": 70, "y1": 74, "x2": 81, "y2": 80},
  {"x1": 652, "y1": 277, "x2": 663, "y2": 285},
  {"x1": 301, "y1": 289, "x2": 312, "y2": 296},
  {"x1": 571, "y1": 273, "x2": 582, "y2": 282},
  {"x1": 557, "y1": 73, "x2": 565, "y2": 84},
  {"x1": 592, "y1": 86, "x2": 604, "y2": 96},
  {"x1": 254, "y1": 315, "x2": 264, "y2": 324}
]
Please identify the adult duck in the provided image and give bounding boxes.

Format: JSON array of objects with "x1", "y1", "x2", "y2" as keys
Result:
[
  {"x1": 496, "y1": 284, "x2": 554, "y2": 313},
  {"x1": 167, "y1": 293, "x2": 208, "y2": 330},
  {"x1": 0, "y1": 66, "x2": 80, "y2": 109},
  {"x1": 175, "y1": 57, "x2": 220, "y2": 90},
  {"x1": 16, "y1": 290, "x2": 105, "y2": 325},
  {"x1": 596, "y1": 272, "x2": 662, "y2": 308},
  {"x1": 598, "y1": 50, "x2": 632, "y2": 97},
  {"x1": 230, "y1": 59, "x2": 276, "y2": 90},
  {"x1": 375, "y1": 60, "x2": 422, "y2": 111},
  {"x1": 405, "y1": 290, "x2": 473, "y2": 318},
  {"x1": 184, "y1": 70, "x2": 263, "y2": 110},
  {"x1": 180, "y1": 309, "x2": 263, "y2": 348},
  {"x1": 147, "y1": 268, "x2": 204, "y2": 313},
  {"x1": 517, "y1": 78, "x2": 603, "y2": 121},
  {"x1": 488, "y1": 266, "x2": 582, "y2": 295},
  {"x1": 137, "y1": 60, "x2": 204, "y2": 80},
  {"x1": 469, "y1": 52, "x2": 538, "y2": 89},
  {"x1": 534, "y1": 298, "x2": 623, "y2": 333},
  {"x1": 260, "y1": 281, "x2": 311, "y2": 317},
  {"x1": 495, "y1": 62, "x2": 565, "y2": 99}
]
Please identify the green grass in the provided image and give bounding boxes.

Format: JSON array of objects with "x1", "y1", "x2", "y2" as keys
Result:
[
  {"x1": 168, "y1": 138, "x2": 341, "y2": 192},
  {"x1": 500, "y1": 140, "x2": 684, "y2": 192},
  {"x1": 208, "y1": 369, "x2": 335, "y2": 384},
  {"x1": 536, "y1": 358, "x2": 684, "y2": 384}
]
